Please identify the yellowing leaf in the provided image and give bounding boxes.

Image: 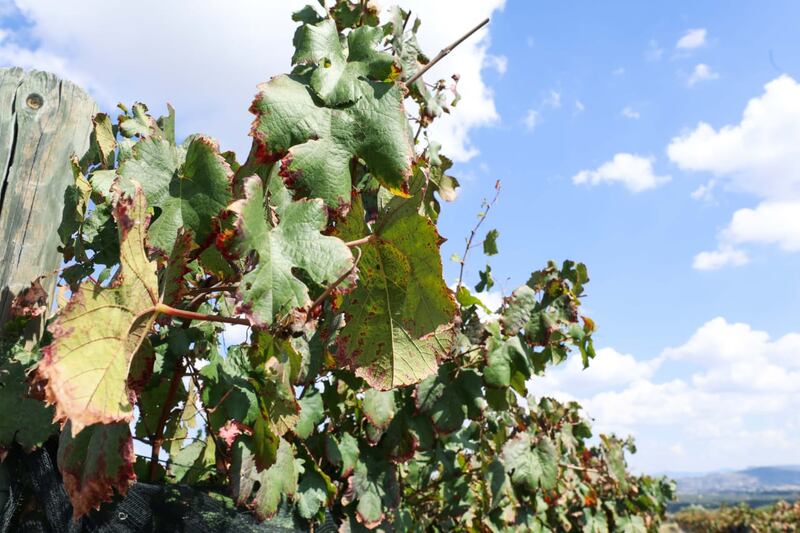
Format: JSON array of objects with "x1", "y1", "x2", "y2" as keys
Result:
[{"x1": 38, "y1": 182, "x2": 159, "y2": 435}]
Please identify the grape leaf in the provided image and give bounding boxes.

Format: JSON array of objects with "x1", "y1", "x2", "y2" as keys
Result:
[
  {"x1": 295, "y1": 388, "x2": 324, "y2": 439},
  {"x1": 297, "y1": 460, "x2": 335, "y2": 520},
  {"x1": 38, "y1": 183, "x2": 159, "y2": 435},
  {"x1": 500, "y1": 433, "x2": 558, "y2": 493},
  {"x1": 293, "y1": 18, "x2": 396, "y2": 106},
  {"x1": 325, "y1": 433, "x2": 359, "y2": 478},
  {"x1": 336, "y1": 198, "x2": 456, "y2": 390},
  {"x1": 362, "y1": 389, "x2": 396, "y2": 430},
  {"x1": 342, "y1": 451, "x2": 399, "y2": 528},
  {"x1": 250, "y1": 73, "x2": 413, "y2": 210},
  {"x1": 119, "y1": 135, "x2": 232, "y2": 253},
  {"x1": 230, "y1": 176, "x2": 353, "y2": 328},
  {"x1": 231, "y1": 437, "x2": 299, "y2": 520},
  {"x1": 0, "y1": 350, "x2": 57, "y2": 452},
  {"x1": 483, "y1": 229, "x2": 499, "y2": 256},
  {"x1": 58, "y1": 421, "x2": 135, "y2": 518}
]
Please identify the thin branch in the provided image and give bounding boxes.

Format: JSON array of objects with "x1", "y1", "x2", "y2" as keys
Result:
[
  {"x1": 455, "y1": 180, "x2": 501, "y2": 296},
  {"x1": 149, "y1": 361, "x2": 184, "y2": 482},
  {"x1": 185, "y1": 358, "x2": 226, "y2": 474},
  {"x1": 345, "y1": 234, "x2": 375, "y2": 248},
  {"x1": 307, "y1": 247, "x2": 364, "y2": 316},
  {"x1": 155, "y1": 303, "x2": 250, "y2": 326},
  {"x1": 406, "y1": 17, "x2": 490, "y2": 86}
]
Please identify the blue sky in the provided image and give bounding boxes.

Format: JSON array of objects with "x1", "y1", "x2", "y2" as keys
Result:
[{"x1": 2, "y1": 0, "x2": 799, "y2": 473}]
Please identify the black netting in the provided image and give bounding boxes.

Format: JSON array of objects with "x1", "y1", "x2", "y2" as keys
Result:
[{"x1": 0, "y1": 446, "x2": 339, "y2": 533}]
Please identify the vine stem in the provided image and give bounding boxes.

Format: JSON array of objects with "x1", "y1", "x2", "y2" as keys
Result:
[
  {"x1": 307, "y1": 247, "x2": 364, "y2": 317},
  {"x1": 454, "y1": 180, "x2": 501, "y2": 296},
  {"x1": 155, "y1": 303, "x2": 250, "y2": 326},
  {"x1": 345, "y1": 234, "x2": 375, "y2": 248},
  {"x1": 406, "y1": 17, "x2": 490, "y2": 86}
]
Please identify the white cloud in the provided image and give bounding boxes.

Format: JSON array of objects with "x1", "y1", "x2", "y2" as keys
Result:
[
  {"x1": 532, "y1": 317, "x2": 800, "y2": 472},
  {"x1": 692, "y1": 245, "x2": 749, "y2": 270},
  {"x1": 724, "y1": 201, "x2": 800, "y2": 251},
  {"x1": 676, "y1": 28, "x2": 707, "y2": 50},
  {"x1": 543, "y1": 89, "x2": 561, "y2": 109},
  {"x1": 621, "y1": 106, "x2": 640, "y2": 119},
  {"x1": 574, "y1": 100, "x2": 585, "y2": 114},
  {"x1": 4, "y1": 0, "x2": 505, "y2": 162},
  {"x1": 686, "y1": 63, "x2": 719, "y2": 86},
  {"x1": 523, "y1": 108, "x2": 539, "y2": 131},
  {"x1": 612, "y1": 67, "x2": 625, "y2": 76},
  {"x1": 669, "y1": 76, "x2": 800, "y2": 199},
  {"x1": 572, "y1": 153, "x2": 670, "y2": 193},
  {"x1": 669, "y1": 76, "x2": 800, "y2": 264},
  {"x1": 645, "y1": 39, "x2": 663, "y2": 62},
  {"x1": 484, "y1": 53, "x2": 507, "y2": 75}
]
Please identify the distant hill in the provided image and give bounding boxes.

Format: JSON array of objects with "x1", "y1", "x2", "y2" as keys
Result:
[{"x1": 675, "y1": 465, "x2": 800, "y2": 494}]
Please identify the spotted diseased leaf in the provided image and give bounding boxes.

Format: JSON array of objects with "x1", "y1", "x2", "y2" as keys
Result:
[
  {"x1": 38, "y1": 183, "x2": 159, "y2": 435},
  {"x1": 119, "y1": 135, "x2": 233, "y2": 254},
  {"x1": 10, "y1": 276, "x2": 49, "y2": 319},
  {"x1": 500, "y1": 262, "x2": 597, "y2": 369},
  {"x1": 336, "y1": 199, "x2": 457, "y2": 390},
  {"x1": 250, "y1": 72, "x2": 413, "y2": 210},
  {"x1": 230, "y1": 176, "x2": 353, "y2": 328},
  {"x1": 232, "y1": 437, "x2": 299, "y2": 520},
  {"x1": 501, "y1": 433, "x2": 558, "y2": 493},
  {"x1": 58, "y1": 421, "x2": 135, "y2": 518}
]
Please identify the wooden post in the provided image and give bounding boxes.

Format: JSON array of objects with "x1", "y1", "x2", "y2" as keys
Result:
[{"x1": 0, "y1": 68, "x2": 97, "y2": 334}]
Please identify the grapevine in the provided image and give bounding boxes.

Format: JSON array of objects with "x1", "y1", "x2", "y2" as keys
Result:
[{"x1": 0, "y1": 2, "x2": 674, "y2": 530}]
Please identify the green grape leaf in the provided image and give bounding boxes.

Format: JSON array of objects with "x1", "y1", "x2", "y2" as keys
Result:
[
  {"x1": 296, "y1": 459, "x2": 335, "y2": 520},
  {"x1": 325, "y1": 432, "x2": 359, "y2": 478},
  {"x1": 250, "y1": 73, "x2": 413, "y2": 209},
  {"x1": 230, "y1": 176, "x2": 353, "y2": 328},
  {"x1": 483, "y1": 322, "x2": 530, "y2": 391},
  {"x1": 38, "y1": 183, "x2": 159, "y2": 435},
  {"x1": 483, "y1": 229, "x2": 499, "y2": 256},
  {"x1": 293, "y1": 19, "x2": 396, "y2": 106},
  {"x1": 415, "y1": 364, "x2": 485, "y2": 435},
  {"x1": 336, "y1": 198, "x2": 456, "y2": 390},
  {"x1": 501, "y1": 433, "x2": 558, "y2": 493},
  {"x1": 601, "y1": 435, "x2": 629, "y2": 491},
  {"x1": 616, "y1": 516, "x2": 647, "y2": 533},
  {"x1": 295, "y1": 388, "x2": 324, "y2": 439},
  {"x1": 455, "y1": 285, "x2": 491, "y2": 313},
  {"x1": 232, "y1": 437, "x2": 299, "y2": 520},
  {"x1": 0, "y1": 350, "x2": 57, "y2": 452},
  {"x1": 475, "y1": 264, "x2": 494, "y2": 293},
  {"x1": 58, "y1": 421, "x2": 135, "y2": 518},
  {"x1": 119, "y1": 135, "x2": 232, "y2": 253},
  {"x1": 119, "y1": 102, "x2": 160, "y2": 138},
  {"x1": 362, "y1": 389, "x2": 396, "y2": 430},
  {"x1": 343, "y1": 451, "x2": 399, "y2": 529}
]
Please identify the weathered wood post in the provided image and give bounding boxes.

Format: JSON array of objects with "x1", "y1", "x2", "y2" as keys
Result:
[
  {"x1": 0, "y1": 67, "x2": 96, "y2": 518},
  {"x1": 0, "y1": 68, "x2": 98, "y2": 333}
]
